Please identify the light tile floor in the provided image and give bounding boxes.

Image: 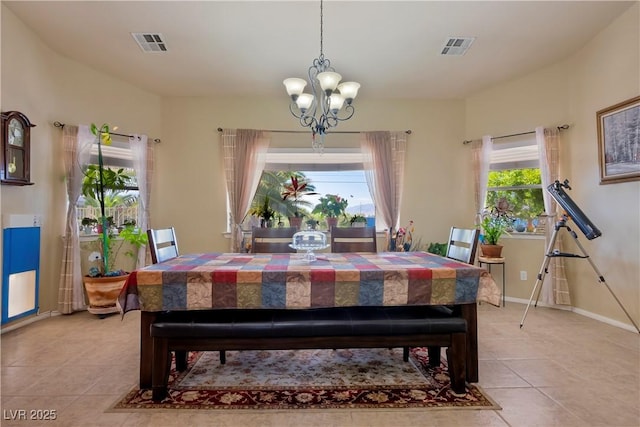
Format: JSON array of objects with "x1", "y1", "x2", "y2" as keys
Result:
[{"x1": 1, "y1": 303, "x2": 638, "y2": 426}]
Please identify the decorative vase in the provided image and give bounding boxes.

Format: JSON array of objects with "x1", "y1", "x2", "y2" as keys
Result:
[
  {"x1": 526, "y1": 218, "x2": 535, "y2": 233},
  {"x1": 480, "y1": 244, "x2": 503, "y2": 258},
  {"x1": 82, "y1": 274, "x2": 129, "y2": 316},
  {"x1": 326, "y1": 217, "x2": 339, "y2": 229}
]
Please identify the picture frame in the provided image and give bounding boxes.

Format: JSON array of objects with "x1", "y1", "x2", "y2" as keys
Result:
[{"x1": 596, "y1": 95, "x2": 640, "y2": 184}]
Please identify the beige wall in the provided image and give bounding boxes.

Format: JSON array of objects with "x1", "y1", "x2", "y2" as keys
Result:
[
  {"x1": 2, "y1": 3, "x2": 638, "y2": 330},
  {"x1": 156, "y1": 97, "x2": 470, "y2": 253},
  {"x1": 465, "y1": 4, "x2": 639, "y2": 327},
  {"x1": 0, "y1": 6, "x2": 162, "y2": 313}
]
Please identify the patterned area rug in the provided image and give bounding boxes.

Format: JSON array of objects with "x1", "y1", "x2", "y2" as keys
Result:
[{"x1": 112, "y1": 348, "x2": 499, "y2": 410}]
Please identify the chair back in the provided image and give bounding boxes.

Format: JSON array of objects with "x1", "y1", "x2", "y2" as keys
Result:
[
  {"x1": 330, "y1": 226, "x2": 377, "y2": 253},
  {"x1": 147, "y1": 227, "x2": 179, "y2": 264},
  {"x1": 446, "y1": 227, "x2": 480, "y2": 264},
  {"x1": 251, "y1": 227, "x2": 297, "y2": 253}
]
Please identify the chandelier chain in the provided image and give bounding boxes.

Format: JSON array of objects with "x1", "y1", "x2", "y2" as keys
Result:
[{"x1": 319, "y1": 0, "x2": 324, "y2": 58}]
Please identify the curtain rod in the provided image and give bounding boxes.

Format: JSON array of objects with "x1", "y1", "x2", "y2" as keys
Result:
[
  {"x1": 217, "y1": 127, "x2": 412, "y2": 135},
  {"x1": 462, "y1": 124, "x2": 569, "y2": 145},
  {"x1": 53, "y1": 121, "x2": 161, "y2": 143}
]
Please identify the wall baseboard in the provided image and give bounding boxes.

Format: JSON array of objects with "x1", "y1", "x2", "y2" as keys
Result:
[
  {"x1": 3, "y1": 301, "x2": 637, "y2": 335},
  {"x1": 0, "y1": 310, "x2": 61, "y2": 334},
  {"x1": 505, "y1": 297, "x2": 638, "y2": 333}
]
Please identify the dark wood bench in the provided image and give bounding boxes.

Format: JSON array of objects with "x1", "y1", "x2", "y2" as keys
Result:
[{"x1": 150, "y1": 306, "x2": 467, "y2": 401}]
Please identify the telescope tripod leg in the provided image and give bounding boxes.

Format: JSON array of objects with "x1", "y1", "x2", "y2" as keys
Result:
[
  {"x1": 568, "y1": 232, "x2": 640, "y2": 334},
  {"x1": 520, "y1": 228, "x2": 559, "y2": 329}
]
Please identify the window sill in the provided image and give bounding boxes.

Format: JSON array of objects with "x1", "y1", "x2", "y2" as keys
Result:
[
  {"x1": 223, "y1": 230, "x2": 388, "y2": 239},
  {"x1": 502, "y1": 232, "x2": 545, "y2": 240}
]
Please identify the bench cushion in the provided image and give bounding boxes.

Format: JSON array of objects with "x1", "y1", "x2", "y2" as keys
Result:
[{"x1": 150, "y1": 306, "x2": 466, "y2": 339}]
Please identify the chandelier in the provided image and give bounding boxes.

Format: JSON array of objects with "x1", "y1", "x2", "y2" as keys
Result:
[{"x1": 283, "y1": 0, "x2": 360, "y2": 151}]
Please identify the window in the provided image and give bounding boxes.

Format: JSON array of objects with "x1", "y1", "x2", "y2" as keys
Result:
[
  {"x1": 245, "y1": 147, "x2": 374, "y2": 229},
  {"x1": 486, "y1": 135, "x2": 544, "y2": 232},
  {"x1": 77, "y1": 137, "x2": 140, "y2": 232}
]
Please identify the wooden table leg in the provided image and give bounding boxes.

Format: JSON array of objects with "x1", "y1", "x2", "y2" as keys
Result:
[
  {"x1": 140, "y1": 311, "x2": 157, "y2": 389},
  {"x1": 459, "y1": 303, "x2": 478, "y2": 382}
]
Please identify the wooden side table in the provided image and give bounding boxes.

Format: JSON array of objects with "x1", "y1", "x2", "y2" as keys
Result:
[{"x1": 478, "y1": 256, "x2": 506, "y2": 307}]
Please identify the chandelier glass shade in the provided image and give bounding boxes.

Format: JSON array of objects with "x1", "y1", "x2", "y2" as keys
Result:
[{"x1": 283, "y1": 0, "x2": 360, "y2": 150}]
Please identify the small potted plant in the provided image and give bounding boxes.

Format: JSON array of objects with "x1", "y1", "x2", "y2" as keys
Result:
[
  {"x1": 312, "y1": 194, "x2": 348, "y2": 229},
  {"x1": 81, "y1": 217, "x2": 98, "y2": 234},
  {"x1": 480, "y1": 198, "x2": 513, "y2": 258},
  {"x1": 250, "y1": 196, "x2": 275, "y2": 228},
  {"x1": 349, "y1": 214, "x2": 367, "y2": 227}
]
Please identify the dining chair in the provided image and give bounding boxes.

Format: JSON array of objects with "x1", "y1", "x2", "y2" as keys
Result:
[
  {"x1": 251, "y1": 227, "x2": 297, "y2": 253},
  {"x1": 147, "y1": 227, "x2": 180, "y2": 264},
  {"x1": 417, "y1": 226, "x2": 480, "y2": 367},
  {"x1": 146, "y1": 227, "x2": 228, "y2": 367},
  {"x1": 446, "y1": 227, "x2": 480, "y2": 265},
  {"x1": 330, "y1": 226, "x2": 377, "y2": 253}
]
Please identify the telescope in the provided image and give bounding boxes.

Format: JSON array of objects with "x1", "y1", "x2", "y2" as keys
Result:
[
  {"x1": 522, "y1": 179, "x2": 638, "y2": 333},
  {"x1": 547, "y1": 180, "x2": 601, "y2": 240}
]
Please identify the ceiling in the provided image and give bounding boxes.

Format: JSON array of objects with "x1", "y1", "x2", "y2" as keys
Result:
[{"x1": 4, "y1": 1, "x2": 635, "y2": 100}]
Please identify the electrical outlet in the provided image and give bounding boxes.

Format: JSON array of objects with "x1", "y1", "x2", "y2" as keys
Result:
[{"x1": 520, "y1": 271, "x2": 527, "y2": 281}]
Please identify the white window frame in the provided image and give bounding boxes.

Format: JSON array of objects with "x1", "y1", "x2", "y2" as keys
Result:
[{"x1": 486, "y1": 135, "x2": 545, "y2": 238}]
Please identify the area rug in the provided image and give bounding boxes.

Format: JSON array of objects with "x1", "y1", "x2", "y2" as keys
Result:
[{"x1": 112, "y1": 348, "x2": 499, "y2": 410}]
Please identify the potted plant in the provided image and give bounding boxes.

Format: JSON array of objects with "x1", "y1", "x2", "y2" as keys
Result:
[
  {"x1": 427, "y1": 242, "x2": 447, "y2": 257},
  {"x1": 281, "y1": 175, "x2": 317, "y2": 228},
  {"x1": 312, "y1": 194, "x2": 348, "y2": 229},
  {"x1": 349, "y1": 214, "x2": 367, "y2": 227},
  {"x1": 249, "y1": 196, "x2": 275, "y2": 228},
  {"x1": 81, "y1": 123, "x2": 147, "y2": 316},
  {"x1": 480, "y1": 198, "x2": 513, "y2": 258},
  {"x1": 81, "y1": 217, "x2": 98, "y2": 234}
]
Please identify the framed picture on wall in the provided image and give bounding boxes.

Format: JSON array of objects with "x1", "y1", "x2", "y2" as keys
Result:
[{"x1": 596, "y1": 95, "x2": 640, "y2": 184}]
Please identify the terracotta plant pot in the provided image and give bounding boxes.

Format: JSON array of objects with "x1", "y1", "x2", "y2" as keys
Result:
[
  {"x1": 82, "y1": 274, "x2": 129, "y2": 316},
  {"x1": 288, "y1": 216, "x2": 303, "y2": 229},
  {"x1": 326, "y1": 217, "x2": 339, "y2": 229},
  {"x1": 480, "y1": 244, "x2": 503, "y2": 258}
]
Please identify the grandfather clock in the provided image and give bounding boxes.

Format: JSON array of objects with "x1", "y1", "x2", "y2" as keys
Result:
[{"x1": 1, "y1": 111, "x2": 36, "y2": 186}]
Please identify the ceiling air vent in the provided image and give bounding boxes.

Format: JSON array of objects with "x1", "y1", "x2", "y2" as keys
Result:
[
  {"x1": 131, "y1": 33, "x2": 168, "y2": 53},
  {"x1": 441, "y1": 37, "x2": 475, "y2": 56}
]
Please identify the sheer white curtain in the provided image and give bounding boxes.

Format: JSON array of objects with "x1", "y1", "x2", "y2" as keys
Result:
[
  {"x1": 472, "y1": 136, "x2": 493, "y2": 224},
  {"x1": 221, "y1": 129, "x2": 270, "y2": 252},
  {"x1": 57, "y1": 125, "x2": 93, "y2": 313},
  {"x1": 360, "y1": 131, "x2": 407, "y2": 247},
  {"x1": 536, "y1": 127, "x2": 570, "y2": 305},
  {"x1": 131, "y1": 134, "x2": 153, "y2": 268}
]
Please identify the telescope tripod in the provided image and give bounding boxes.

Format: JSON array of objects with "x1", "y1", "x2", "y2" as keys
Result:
[{"x1": 520, "y1": 216, "x2": 640, "y2": 333}]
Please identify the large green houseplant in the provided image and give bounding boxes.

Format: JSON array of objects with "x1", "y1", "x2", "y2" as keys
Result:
[{"x1": 81, "y1": 123, "x2": 147, "y2": 316}]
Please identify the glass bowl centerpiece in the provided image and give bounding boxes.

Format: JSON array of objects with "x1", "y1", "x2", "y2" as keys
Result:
[{"x1": 290, "y1": 230, "x2": 328, "y2": 262}]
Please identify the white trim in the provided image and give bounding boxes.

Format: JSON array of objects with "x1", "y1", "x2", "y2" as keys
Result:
[
  {"x1": 0, "y1": 310, "x2": 61, "y2": 334},
  {"x1": 503, "y1": 298, "x2": 638, "y2": 333},
  {"x1": 502, "y1": 233, "x2": 545, "y2": 240}
]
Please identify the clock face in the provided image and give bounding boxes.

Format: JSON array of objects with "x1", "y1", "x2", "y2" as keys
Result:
[{"x1": 8, "y1": 118, "x2": 24, "y2": 147}]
